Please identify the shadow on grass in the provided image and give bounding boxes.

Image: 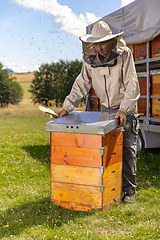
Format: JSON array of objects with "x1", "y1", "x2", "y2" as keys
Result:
[
  {"x1": 0, "y1": 196, "x2": 94, "y2": 238},
  {"x1": 22, "y1": 144, "x2": 50, "y2": 166}
]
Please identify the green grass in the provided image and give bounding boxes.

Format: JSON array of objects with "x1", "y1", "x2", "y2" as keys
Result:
[{"x1": 0, "y1": 108, "x2": 160, "y2": 240}]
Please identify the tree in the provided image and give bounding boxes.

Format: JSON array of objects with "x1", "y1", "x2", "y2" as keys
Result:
[
  {"x1": 49, "y1": 60, "x2": 68, "y2": 107},
  {"x1": 66, "y1": 59, "x2": 83, "y2": 96},
  {"x1": 0, "y1": 62, "x2": 24, "y2": 107},
  {"x1": 9, "y1": 81, "x2": 24, "y2": 105},
  {"x1": 29, "y1": 59, "x2": 83, "y2": 107},
  {"x1": 29, "y1": 63, "x2": 55, "y2": 106}
]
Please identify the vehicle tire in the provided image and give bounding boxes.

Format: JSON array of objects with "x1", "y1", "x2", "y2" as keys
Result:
[{"x1": 137, "y1": 131, "x2": 144, "y2": 152}]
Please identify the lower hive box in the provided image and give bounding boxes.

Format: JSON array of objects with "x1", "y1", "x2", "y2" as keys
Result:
[
  {"x1": 152, "y1": 74, "x2": 160, "y2": 95},
  {"x1": 138, "y1": 77, "x2": 147, "y2": 95},
  {"x1": 152, "y1": 98, "x2": 160, "y2": 118},
  {"x1": 127, "y1": 43, "x2": 147, "y2": 61},
  {"x1": 137, "y1": 98, "x2": 147, "y2": 116},
  {"x1": 134, "y1": 43, "x2": 147, "y2": 61},
  {"x1": 151, "y1": 75, "x2": 160, "y2": 118},
  {"x1": 47, "y1": 111, "x2": 123, "y2": 211},
  {"x1": 151, "y1": 35, "x2": 160, "y2": 58}
]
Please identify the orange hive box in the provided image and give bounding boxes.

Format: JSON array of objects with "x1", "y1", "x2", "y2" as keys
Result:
[
  {"x1": 151, "y1": 74, "x2": 160, "y2": 118},
  {"x1": 50, "y1": 131, "x2": 123, "y2": 211},
  {"x1": 151, "y1": 74, "x2": 160, "y2": 95},
  {"x1": 47, "y1": 111, "x2": 123, "y2": 211},
  {"x1": 151, "y1": 98, "x2": 160, "y2": 118},
  {"x1": 134, "y1": 43, "x2": 147, "y2": 61},
  {"x1": 151, "y1": 35, "x2": 160, "y2": 58},
  {"x1": 137, "y1": 98, "x2": 147, "y2": 116},
  {"x1": 138, "y1": 77, "x2": 147, "y2": 95}
]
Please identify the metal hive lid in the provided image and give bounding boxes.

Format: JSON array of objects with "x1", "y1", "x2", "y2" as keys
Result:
[{"x1": 46, "y1": 111, "x2": 120, "y2": 135}]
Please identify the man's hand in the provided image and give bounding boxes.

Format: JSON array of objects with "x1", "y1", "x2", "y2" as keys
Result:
[
  {"x1": 57, "y1": 108, "x2": 68, "y2": 117},
  {"x1": 115, "y1": 110, "x2": 126, "y2": 127}
]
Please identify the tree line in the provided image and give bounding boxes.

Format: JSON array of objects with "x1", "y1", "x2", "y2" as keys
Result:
[
  {"x1": 29, "y1": 59, "x2": 83, "y2": 107},
  {"x1": 0, "y1": 59, "x2": 83, "y2": 108},
  {"x1": 0, "y1": 63, "x2": 23, "y2": 107}
]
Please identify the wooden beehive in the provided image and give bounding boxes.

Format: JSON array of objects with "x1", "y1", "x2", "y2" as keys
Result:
[
  {"x1": 151, "y1": 74, "x2": 160, "y2": 118},
  {"x1": 89, "y1": 87, "x2": 101, "y2": 111},
  {"x1": 50, "y1": 130, "x2": 123, "y2": 211},
  {"x1": 137, "y1": 98, "x2": 147, "y2": 116},
  {"x1": 151, "y1": 98, "x2": 160, "y2": 118},
  {"x1": 151, "y1": 35, "x2": 160, "y2": 58},
  {"x1": 152, "y1": 74, "x2": 160, "y2": 95},
  {"x1": 134, "y1": 43, "x2": 147, "y2": 61},
  {"x1": 138, "y1": 77, "x2": 147, "y2": 95}
]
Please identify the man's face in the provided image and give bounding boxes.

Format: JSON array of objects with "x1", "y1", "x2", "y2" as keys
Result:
[{"x1": 93, "y1": 39, "x2": 114, "y2": 57}]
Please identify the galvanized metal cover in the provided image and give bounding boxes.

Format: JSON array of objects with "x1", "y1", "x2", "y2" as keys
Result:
[{"x1": 46, "y1": 111, "x2": 119, "y2": 135}]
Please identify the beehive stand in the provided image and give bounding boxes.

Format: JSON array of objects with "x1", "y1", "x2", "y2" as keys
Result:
[{"x1": 46, "y1": 111, "x2": 123, "y2": 211}]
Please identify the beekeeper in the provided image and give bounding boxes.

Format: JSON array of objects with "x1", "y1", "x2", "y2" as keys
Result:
[{"x1": 58, "y1": 21, "x2": 140, "y2": 203}]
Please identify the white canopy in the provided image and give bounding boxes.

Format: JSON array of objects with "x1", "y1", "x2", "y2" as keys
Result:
[{"x1": 86, "y1": 0, "x2": 160, "y2": 45}]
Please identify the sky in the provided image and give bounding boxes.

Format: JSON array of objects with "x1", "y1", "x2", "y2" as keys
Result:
[{"x1": 0, "y1": 0, "x2": 135, "y2": 73}]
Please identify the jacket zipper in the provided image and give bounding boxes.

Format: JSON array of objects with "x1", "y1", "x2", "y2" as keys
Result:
[{"x1": 104, "y1": 75, "x2": 110, "y2": 109}]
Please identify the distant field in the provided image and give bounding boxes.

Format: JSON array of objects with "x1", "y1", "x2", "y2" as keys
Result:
[
  {"x1": 10, "y1": 72, "x2": 35, "y2": 99},
  {"x1": 11, "y1": 72, "x2": 35, "y2": 83}
]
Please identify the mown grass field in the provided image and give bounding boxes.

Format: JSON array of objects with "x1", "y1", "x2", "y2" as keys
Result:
[
  {"x1": 11, "y1": 72, "x2": 35, "y2": 99},
  {"x1": 0, "y1": 73, "x2": 160, "y2": 239}
]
